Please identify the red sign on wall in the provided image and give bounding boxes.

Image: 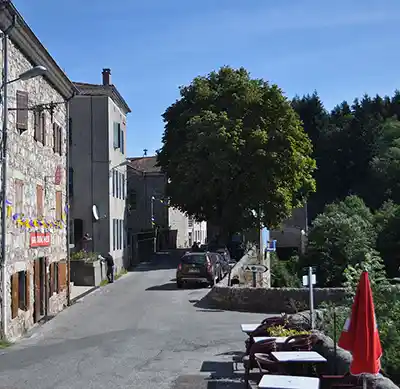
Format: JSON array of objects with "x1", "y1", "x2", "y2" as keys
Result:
[
  {"x1": 54, "y1": 165, "x2": 62, "y2": 185},
  {"x1": 30, "y1": 232, "x2": 51, "y2": 248}
]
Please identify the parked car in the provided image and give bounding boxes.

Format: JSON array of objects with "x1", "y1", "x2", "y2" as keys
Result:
[
  {"x1": 176, "y1": 252, "x2": 224, "y2": 288},
  {"x1": 208, "y1": 244, "x2": 232, "y2": 263}
]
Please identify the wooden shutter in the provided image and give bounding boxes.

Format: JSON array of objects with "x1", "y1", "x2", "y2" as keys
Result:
[
  {"x1": 53, "y1": 122, "x2": 57, "y2": 153},
  {"x1": 58, "y1": 126, "x2": 62, "y2": 155},
  {"x1": 56, "y1": 191, "x2": 62, "y2": 220},
  {"x1": 36, "y1": 185, "x2": 43, "y2": 217},
  {"x1": 113, "y1": 122, "x2": 119, "y2": 148},
  {"x1": 121, "y1": 129, "x2": 124, "y2": 153},
  {"x1": 41, "y1": 112, "x2": 46, "y2": 146},
  {"x1": 16, "y1": 90, "x2": 28, "y2": 132},
  {"x1": 34, "y1": 111, "x2": 41, "y2": 142},
  {"x1": 49, "y1": 263, "x2": 54, "y2": 295},
  {"x1": 25, "y1": 271, "x2": 30, "y2": 310},
  {"x1": 58, "y1": 261, "x2": 66, "y2": 292},
  {"x1": 11, "y1": 273, "x2": 19, "y2": 318}
]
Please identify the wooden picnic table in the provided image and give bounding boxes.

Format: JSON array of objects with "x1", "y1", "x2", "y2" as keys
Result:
[{"x1": 258, "y1": 374, "x2": 320, "y2": 389}]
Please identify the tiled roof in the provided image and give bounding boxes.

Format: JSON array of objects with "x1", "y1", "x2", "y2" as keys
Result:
[
  {"x1": 73, "y1": 82, "x2": 131, "y2": 114},
  {"x1": 128, "y1": 156, "x2": 161, "y2": 173}
]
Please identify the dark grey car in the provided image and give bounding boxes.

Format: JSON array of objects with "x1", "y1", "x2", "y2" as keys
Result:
[{"x1": 176, "y1": 252, "x2": 223, "y2": 288}]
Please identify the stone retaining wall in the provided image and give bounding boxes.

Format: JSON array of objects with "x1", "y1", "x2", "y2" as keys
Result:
[{"x1": 199, "y1": 284, "x2": 347, "y2": 313}]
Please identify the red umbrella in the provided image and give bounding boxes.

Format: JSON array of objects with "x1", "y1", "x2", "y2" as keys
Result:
[{"x1": 338, "y1": 271, "x2": 382, "y2": 377}]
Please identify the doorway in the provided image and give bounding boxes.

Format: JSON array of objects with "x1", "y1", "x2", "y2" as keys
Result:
[{"x1": 33, "y1": 257, "x2": 46, "y2": 323}]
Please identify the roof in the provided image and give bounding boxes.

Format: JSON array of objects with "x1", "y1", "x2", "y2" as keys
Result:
[
  {"x1": 73, "y1": 82, "x2": 131, "y2": 114},
  {"x1": 0, "y1": 1, "x2": 78, "y2": 99},
  {"x1": 127, "y1": 156, "x2": 161, "y2": 174}
]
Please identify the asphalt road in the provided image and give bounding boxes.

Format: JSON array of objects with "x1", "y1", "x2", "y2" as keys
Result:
[{"x1": 0, "y1": 253, "x2": 271, "y2": 389}]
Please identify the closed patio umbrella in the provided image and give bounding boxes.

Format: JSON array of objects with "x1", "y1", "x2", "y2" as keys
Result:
[{"x1": 338, "y1": 271, "x2": 382, "y2": 388}]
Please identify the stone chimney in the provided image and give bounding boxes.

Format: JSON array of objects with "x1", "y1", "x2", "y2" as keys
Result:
[{"x1": 102, "y1": 68, "x2": 111, "y2": 85}]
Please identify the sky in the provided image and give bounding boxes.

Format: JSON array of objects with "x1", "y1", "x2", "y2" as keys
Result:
[{"x1": 12, "y1": 0, "x2": 400, "y2": 157}]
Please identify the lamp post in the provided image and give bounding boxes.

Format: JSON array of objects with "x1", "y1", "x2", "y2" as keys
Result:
[
  {"x1": 151, "y1": 195, "x2": 156, "y2": 253},
  {"x1": 0, "y1": 27, "x2": 47, "y2": 338}
]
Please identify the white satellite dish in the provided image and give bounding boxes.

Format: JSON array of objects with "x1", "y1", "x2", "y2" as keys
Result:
[{"x1": 92, "y1": 205, "x2": 100, "y2": 221}]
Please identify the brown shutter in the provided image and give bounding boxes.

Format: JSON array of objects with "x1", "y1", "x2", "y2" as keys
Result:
[
  {"x1": 11, "y1": 273, "x2": 19, "y2": 318},
  {"x1": 53, "y1": 123, "x2": 57, "y2": 153},
  {"x1": 41, "y1": 112, "x2": 46, "y2": 146},
  {"x1": 49, "y1": 263, "x2": 54, "y2": 295},
  {"x1": 56, "y1": 191, "x2": 62, "y2": 220},
  {"x1": 34, "y1": 111, "x2": 41, "y2": 142},
  {"x1": 16, "y1": 91, "x2": 28, "y2": 132},
  {"x1": 25, "y1": 271, "x2": 30, "y2": 310},
  {"x1": 58, "y1": 261, "x2": 66, "y2": 292},
  {"x1": 58, "y1": 126, "x2": 62, "y2": 155},
  {"x1": 36, "y1": 185, "x2": 43, "y2": 218}
]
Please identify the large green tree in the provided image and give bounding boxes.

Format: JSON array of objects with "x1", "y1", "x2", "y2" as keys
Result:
[{"x1": 157, "y1": 66, "x2": 316, "y2": 237}]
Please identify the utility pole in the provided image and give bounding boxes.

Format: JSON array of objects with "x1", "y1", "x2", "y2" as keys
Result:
[{"x1": 151, "y1": 195, "x2": 156, "y2": 253}]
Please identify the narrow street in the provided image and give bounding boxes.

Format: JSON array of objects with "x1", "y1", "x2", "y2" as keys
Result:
[{"x1": 0, "y1": 254, "x2": 268, "y2": 389}]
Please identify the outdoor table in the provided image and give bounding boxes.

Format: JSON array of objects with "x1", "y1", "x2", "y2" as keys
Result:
[
  {"x1": 271, "y1": 351, "x2": 327, "y2": 363},
  {"x1": 271, "y1": 351, "x2": 327, "y2": 377},
  {"x1": 254, "y1": 336, "x2": 288, "y2": 344},
  {"x1": 258, "y1": 374, "x2": 320, "y2": 389},
  {"x1": 240, "y1": 323, "x2": 260, "y2": 334}
]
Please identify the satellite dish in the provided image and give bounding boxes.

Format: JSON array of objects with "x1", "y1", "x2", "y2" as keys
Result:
[{"x1": 92, "y1": 205, "x2": 100, "y2": 221}]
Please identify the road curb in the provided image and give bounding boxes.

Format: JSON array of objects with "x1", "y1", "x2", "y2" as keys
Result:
[{"x1": 69, "y1": 285, "x2": 99, "y2": 305}]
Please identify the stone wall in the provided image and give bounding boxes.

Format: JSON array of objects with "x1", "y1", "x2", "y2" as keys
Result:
[
  {"x1": 1, "y1": 35, "x2": 69, "y2": 340},
  {"x1": 199, "y1": 284, "x2": 347, "y2": 313}
]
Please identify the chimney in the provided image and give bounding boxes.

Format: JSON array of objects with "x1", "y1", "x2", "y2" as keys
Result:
[{"x1": 102, "y1": 68, "x2": 111, "y2": 85}]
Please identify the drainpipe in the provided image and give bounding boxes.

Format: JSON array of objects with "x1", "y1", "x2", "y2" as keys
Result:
[
  {"x1": 65, "y1": 97, "x2": 72, "y2": 306},
  {"x1": 0, "y1": 18, "x2": 16, "y2": 340}
]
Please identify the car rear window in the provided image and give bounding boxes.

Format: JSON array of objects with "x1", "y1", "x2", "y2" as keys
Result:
[{"x1": 182, "y1": 254, "x2": 207, "y2": 265}]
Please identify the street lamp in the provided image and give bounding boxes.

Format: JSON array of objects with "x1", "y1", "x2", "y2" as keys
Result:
[{"x1": 0, "y1": 26, "x2": 47, "y2": 338}]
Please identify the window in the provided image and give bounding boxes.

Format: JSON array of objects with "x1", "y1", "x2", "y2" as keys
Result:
[
  {"x1": 113, "y1": 219, "x2": 116, "y2": 250},
  {"x1": 117, "y1": 219, "x2": 121, "y2": 249},
  {"x1": 113, "y1": 122, "x2": 120, "y2": 148},
  {"x1": 128, "y1": 190, "x2": 137, "y2": 211},
  {"x1": 188, "y1": 217, "x2": 194, "y2": 228},
  {"x1": 116, "y1": 172, "x2": 119, "y2": 198},
  {"x1": 15, "y1": 179, "x2": 24, "y2": 214},
  {"x1": 11, "y1": 270, "x2": 29, "y2": 318},
  {"x1": 16, "y1": 90, "x2": 28, "y2": 133},
  {"x1": 120, "y1": 220, "x2": 124, "y2": 249},
  {"x1": 122, "y1": 175, "x2": 125, "y2": 200},
  {"x1": 112, "y1": 170, "x2": 116, "y2": 197},
  {"x1": 121, "y1": 129, "x2": 124, "y2": 154},
  {"x1": 36, "y1": 185, "x2": 44, "y2": 217},
  {"x1": 55, "y1": 191, "x2": 62, "y2": 220}
]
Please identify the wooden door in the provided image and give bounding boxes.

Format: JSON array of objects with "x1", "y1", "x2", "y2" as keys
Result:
[{"x1": 33, "y1": 260, "x2": 40, "y2": 323}]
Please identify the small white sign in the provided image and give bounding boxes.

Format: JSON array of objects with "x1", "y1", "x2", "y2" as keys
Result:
[
  {"x1": 302, "y1": 274, "x2": 316, "y2": 286},
  {"x1": 243, "y1": 264, "x2": 268, "y2": 273}
]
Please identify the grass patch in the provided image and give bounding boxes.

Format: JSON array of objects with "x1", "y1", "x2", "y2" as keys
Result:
[
  {"x1": 100, "y1": 279, "x2": 109, "y2": 286},
  {"x1": 0, "y1": 339, "x2": 11, "y2": 348},
  {"x1": 115, "y1": 268, "x2": 128, "y2": 280}
]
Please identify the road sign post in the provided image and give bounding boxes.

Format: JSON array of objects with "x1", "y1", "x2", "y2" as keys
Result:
[
  {"x1": 243, "y1": 264, "x2": 268, "y2": 288},
  {"x1": 302, "y1": 266, "x2": 316, "y2": 329}
]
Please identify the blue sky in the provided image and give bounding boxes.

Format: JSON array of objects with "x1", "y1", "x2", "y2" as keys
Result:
[{"x1": 13, "y1": 0, "x2": 400, "y2": 157}]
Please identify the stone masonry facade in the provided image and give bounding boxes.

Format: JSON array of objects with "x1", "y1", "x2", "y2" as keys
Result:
[{"x1": 0, "y1": 34, "x2": 69, "y2": 340}]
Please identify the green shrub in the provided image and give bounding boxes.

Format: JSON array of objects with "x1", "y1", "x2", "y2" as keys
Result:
[
  {"x1": 271, "y1": 254, "x2": 301, "y2": 287},
  {"x1": 71, "y1": 250, "x2": 99, "y2": 262},
  {"x1": 268, "y1": 325, "x2": 310, "y2": 337}
]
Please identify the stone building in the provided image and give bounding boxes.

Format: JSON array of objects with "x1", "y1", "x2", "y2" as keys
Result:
[
  {"x1": 0, "y1": 2, "x2": 77, "y2": 340},
  {"x1": 126, "y1": 156, "x2": 206, "y2": 262},
  {"x1": 69, "y1": 69, "x2": 131, "y2": 273}
]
